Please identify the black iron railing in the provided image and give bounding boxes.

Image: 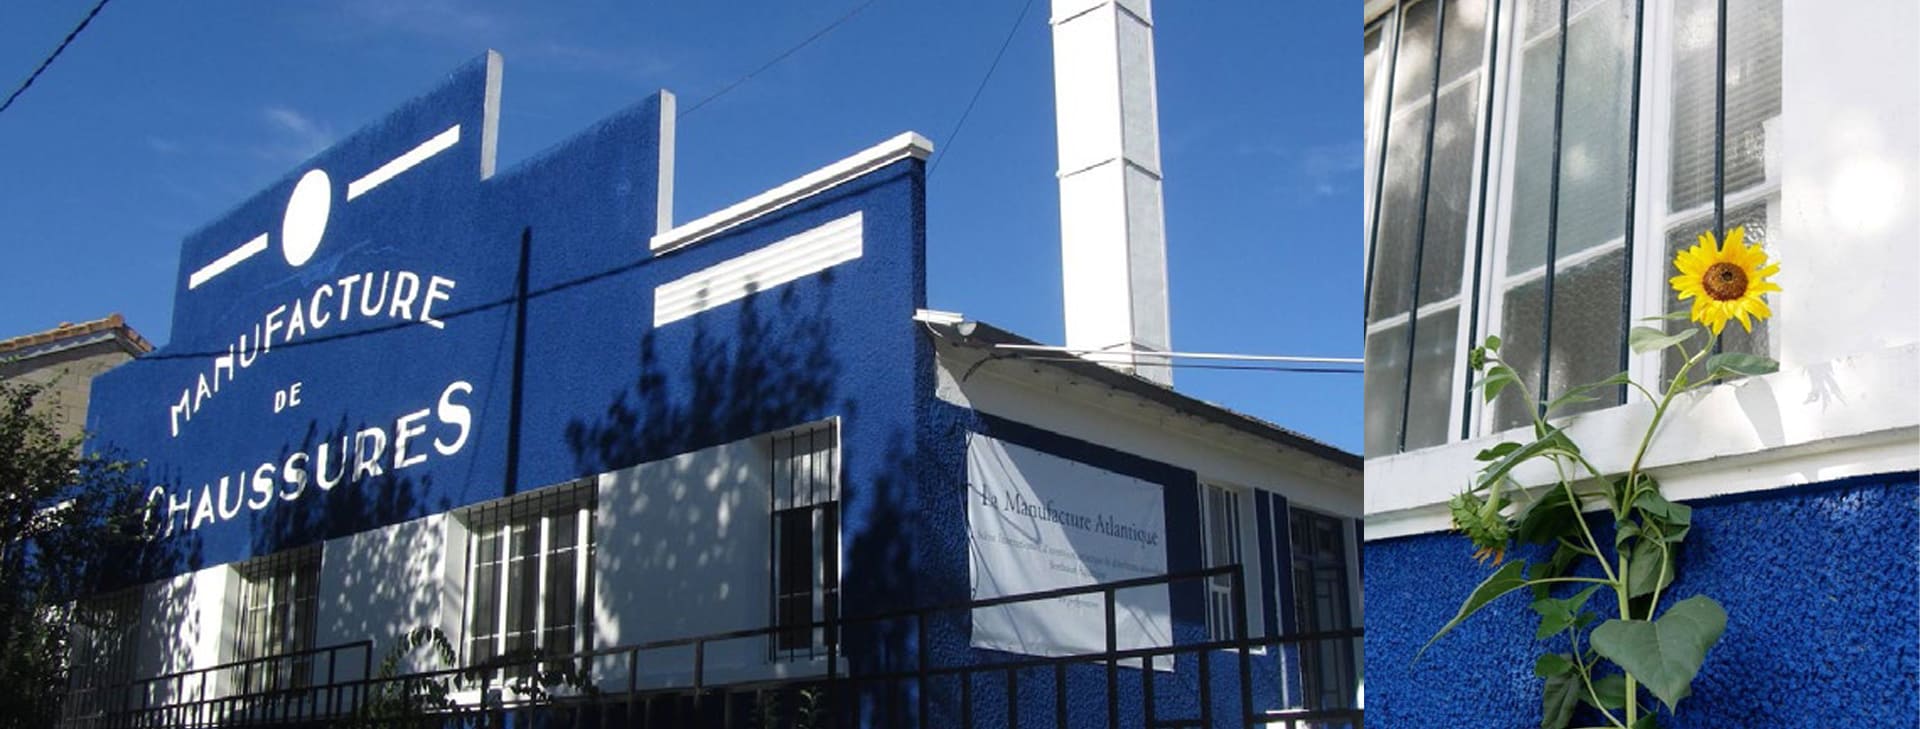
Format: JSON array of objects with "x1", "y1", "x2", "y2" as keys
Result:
[{"x1": 61, "y1": 565, "x2": 1362, "y2": 729}]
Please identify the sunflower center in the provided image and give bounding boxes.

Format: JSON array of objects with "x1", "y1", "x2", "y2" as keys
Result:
[{"x1": 1701, "y1": 262, "x2": 1748, "y2": 301}]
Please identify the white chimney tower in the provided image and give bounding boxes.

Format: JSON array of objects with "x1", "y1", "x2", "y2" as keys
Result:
[{"x1": 1050, "y1": 0, "x2": 1173, "y2": 385}]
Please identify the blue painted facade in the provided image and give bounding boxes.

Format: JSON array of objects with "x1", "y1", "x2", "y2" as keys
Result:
[
  {"x1": 1364, "y1": 472, "x2": 1920, "y2": 728},
  {"x1": 75, "y1": 54, "x2": 1351, "y2": 728}
]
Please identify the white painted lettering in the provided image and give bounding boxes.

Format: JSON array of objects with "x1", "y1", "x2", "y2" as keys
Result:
[
  {"x1": 393, "y1": 407, "x2": 431, "y2": 469},
  {"x1": 434, "y1": 380, "x2": 473, "y2": 455},
  {"x1": 359, "y1": 271, "x2": 392, "y2": 318},
  {"x1": 281, "y1": 452, "x2": 309, "y2": 502},
  {"x1": 286, "y1": 297, "x2": 309, "y2": 339},
  {"x1": 388, "y1": 271, "x2": 421, "y2": 320},
  {"x1": 315, "y1": 438, "x2": 346, "y2": 491},
  {"x1": 353, "y1": 427, "x2": 388, "y2": 481},
  {"x1": 248, "y1": 463, "x2": 276, "y2": 510},
  {"x1": 421, "y1": 276, "x2": 455, "y2": 329},
  {"x1": 264, "y1": 304, "x2": 286, "y2": 351},
  {"x1": 309, "y1": 283, "x2": 334, "y2": 329},
  {"x1": 169, "y1": 389, "x2": 192, "y2": 438},
  {"x1": 191, "y1": 485, "x2": 216, "y2": 530},
  {"x1": 337, "y1": 274, "x2": 362, "y2": 321}
]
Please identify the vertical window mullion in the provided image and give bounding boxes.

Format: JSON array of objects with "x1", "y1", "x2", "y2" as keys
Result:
[
  {"x1": 534, "y1": 513, "x2": 549, "y2": 658},
  {"x1": 1363, "y1": 2, "x2": 1409, "y2": 323},
  {"x1": 494, "y1": 522, "x2": 509, "y2": 662},
  {"x1": 1536, "y1": 0, "x2": 1574, "y2": 417},
  {"x1": 1618, "y1": 0, "x2": 1649, "y2": 397},
  {"x1": 576, "y1": 505, "x2": 589, "y2": 655},
  {"x1": 1460, "y1": 0, "x2": 1507, "y2": 440}
]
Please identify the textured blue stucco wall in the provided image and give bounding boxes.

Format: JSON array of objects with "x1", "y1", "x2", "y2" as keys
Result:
[{"x1": 1364, "y1": 472, "x2": 1920, "y2": 728}]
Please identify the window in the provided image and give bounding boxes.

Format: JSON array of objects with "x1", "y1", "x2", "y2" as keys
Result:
[
  {"x1": 770, "y1": 421, "x2": 840, "y2": 660},
  {"x1": 232, "y1": 546, "x2": 320, "y2": 695},
  {"x1": 1363, "y1": 0, "x2": 1784, "y2": 456},
  {"x1": 1289, "y1": 508, "x2": 1356, "y2": 712},
  {"x1": 1199, "y1": 483, "x2": 1244, "y2": 641},
  {"x1": 67, "y1": 589, "x2": 141, "y2": 718},
  {"x1": 462, "y1": 481, "x2": 594, "y2": 677}
]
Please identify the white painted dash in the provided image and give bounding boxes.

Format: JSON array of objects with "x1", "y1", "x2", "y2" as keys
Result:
[
  {"x1": 346, "y1": 125, "x2": 461, "y2": 200},
  {"x1": 186, "y1": 233, "x2": 269, "y2": 290},
  {"x1": 653, "y1": 212, "x2": 863, "y2": 327}
]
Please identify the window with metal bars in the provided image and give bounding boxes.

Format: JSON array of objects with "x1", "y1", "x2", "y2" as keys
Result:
[
  {"x1": 66, "y1": 588, "x2": 141, "y2": 717},
  {"x1": 1363, "y1": 0, "x2": 1782, "y2": 457},
  {"x1": 460, "y1": 480, "x2": 594, "y2": 677},
  {"x1": 232, "y1": 545, "x2": 320, "y2": 695},
  {"x1": 1198, "y1": 483, "x2": 1244, "y2": 642},
  {"x1": 1288, "y1": 507, "x2": 1356, "y2": 712},
  {"x1": 769, "y1": 420, "x2": 840, "y2": 660}
]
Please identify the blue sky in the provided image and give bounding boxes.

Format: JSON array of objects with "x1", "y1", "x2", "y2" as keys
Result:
[{"x1": 0, "y1": 1, "x2": 1362, "y2": 452}]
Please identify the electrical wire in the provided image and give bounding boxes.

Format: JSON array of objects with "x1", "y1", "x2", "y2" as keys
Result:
[
  {"x1": 678, "y1": 0, "x2": 880, "y2": 119},
  {"x1": 0, "y1": 0, "x2": 112, "y2": 116},
  {"x1": 927, "y1": 0, "x2": 1037, "y2": 178}
]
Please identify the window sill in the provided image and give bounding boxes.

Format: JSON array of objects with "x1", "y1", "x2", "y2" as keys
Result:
[{"x1": 1364, "y1": 342, "x2": 1920, "y2": 539}]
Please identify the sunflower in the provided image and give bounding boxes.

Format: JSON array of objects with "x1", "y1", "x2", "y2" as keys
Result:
[{"x1": 1669, "y1": 226, "x2": 1781, "y2": 334}]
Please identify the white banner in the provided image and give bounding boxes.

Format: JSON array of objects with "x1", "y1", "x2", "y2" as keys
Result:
[{"x1": 966, "y1": 434, "x2": 1172, "y2": 667}]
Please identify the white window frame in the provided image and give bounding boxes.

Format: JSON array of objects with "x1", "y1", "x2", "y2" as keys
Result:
[
  {"x1": 459, "y1": 481, "x2": 595, "y2": 677},
  {"x1": 1197, "y1": 482, "x2": 1247, "y2": 643}
]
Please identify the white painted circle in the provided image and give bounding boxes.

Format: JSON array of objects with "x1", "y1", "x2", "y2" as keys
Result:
[{"x1": 282, "y1": 169, "x2": 332, "y2": 267}]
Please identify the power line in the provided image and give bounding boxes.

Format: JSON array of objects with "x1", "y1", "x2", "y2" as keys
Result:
[
  {"x1": 0, "y1": 0, "x2": 112, "y2": 116},
  {"x1": 679, "y1": 0, "x2": 880, "y2": 119},
  {"x1": 927, "y1": 0, "x2": 1037, "y2": 178}
]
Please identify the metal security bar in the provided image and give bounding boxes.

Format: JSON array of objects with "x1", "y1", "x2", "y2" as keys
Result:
[{"x1": 65, "y1": 566, "x2": 1363, "y2": 729}]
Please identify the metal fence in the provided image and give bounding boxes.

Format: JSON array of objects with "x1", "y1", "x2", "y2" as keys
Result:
[{"x1": 60, "y1": 566, "x2": 1361, "y2": 729}]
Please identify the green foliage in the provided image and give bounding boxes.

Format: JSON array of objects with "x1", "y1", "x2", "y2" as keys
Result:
[
  {"x1": 0, "y1": 379, "x2": 146, "y2": 729},
  {"x1": 1430, "y1": 329, "x2": 1772, "y2": 728},
  {"x1": 343, "y1": 626, "x2": 597, "y2": 728}
]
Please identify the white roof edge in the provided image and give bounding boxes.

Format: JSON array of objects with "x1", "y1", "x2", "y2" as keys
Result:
[{"x1": 650, "y1": 131, "x2": 933, "y2": 256}]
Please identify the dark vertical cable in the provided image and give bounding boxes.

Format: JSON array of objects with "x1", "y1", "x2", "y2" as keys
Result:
[
  {"x1": 1537, "y1": 0, "x2": 1572, "y2": 418},
  {"x1": 1395, "y1": 0, "x2": 1451, "y2": 452},
  {"x1": 1460, "y1": 0, "x2": 1503, "y2": 440},
  {"x1": 1712, "y1": 0, "x2": 1728, "y2": 356},
  {"x1": 1619, "y1": 0, "x2": 1646, "y2": 403},
  {"x1": 503, "y1": 228, "x2": 531, "y2": 496},
  {"x1": 1362, "y1": 5, "x2": 1407, "y2": 324}
]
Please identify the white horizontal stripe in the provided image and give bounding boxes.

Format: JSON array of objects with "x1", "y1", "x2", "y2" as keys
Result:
[
  {"x1": 651, "y1": 132, "x2": 929, "y2": 255},
  {"x1": 346, "y1": 125, "x2": 461, "y2": 200},
  {"x1": 653, "y1": 212, "x2": 863, "y2": 327},
  {"x1": 186, "y1": 233, "x2": 269, "y2": 290}
]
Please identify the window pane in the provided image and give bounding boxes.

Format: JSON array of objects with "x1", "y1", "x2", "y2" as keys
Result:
[
  {"x1": 1404, "y1": 307, "x2": 1461, "y2": 449},
  {"x1": 1669, "y1": 0, "x2": 1783, "y2": 212},
  {"x1": 1495, "y1": 277, "x2": 1546, "y2": 430},
  {"x1": 546, "y1": 548, "x2": 577, "y2": 633},
  {"x1": 1369, "y1": 111, "x2": 1431, "y2": 322},
  {"x1": 1363, "y1": 325, "x2": 1410, "y2": 456},
  {"x1": 1504, "y1": 28, "x2": 1563, "y2": 274},
  {"x1": 1545, "y1": 252, "x2": 1627, "y2": 416},
  {"x1": 1418, "y1": 79, "x2": 1481, "y2": 304},
  {"x1": 1554, "y1": 0, "x2": 1635, "y2": 258},
  {"x1": 1439, "y1": 0, "x2": 1489, "y2": 86},
  {"x1": 470, "y1": 564, "x2": 498, "y2": 640},
  {"x1": 1392, "y1": 0, "x2": 1441, "y2": 111}
]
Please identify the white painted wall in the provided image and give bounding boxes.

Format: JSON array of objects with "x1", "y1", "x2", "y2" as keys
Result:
[
  {"x1": 1365, "y1": 0, "x2": 1920, "y2": 538},
  {"x1": 314, "y1": 513, "x2": 456, "y2": 679}
]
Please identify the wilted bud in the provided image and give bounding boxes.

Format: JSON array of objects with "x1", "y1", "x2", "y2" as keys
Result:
[
  {"x1": 1467, "y1": 346, "x2": 1488, "y2": 372},
  {"x1": 1449, "y1": 487, "x2": 1511, "y2": 564}
]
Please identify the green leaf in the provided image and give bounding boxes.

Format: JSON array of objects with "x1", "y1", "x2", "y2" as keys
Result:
[
  {"x1": 1478, "y1": 365, "x2": 1519, "y2": 404},
  {"x1": 1614, "y1": 519, "x2": 1641, "y2": 549},
  {"x1": 1629, "y1": 326, "x2": 1696, "y2": 354},
  {"x1": 1589, "y1": 596, "x2": 1729, "y2": 711},
  {"x1": 1541, "y1": 670, "x2": 1581, "y2": 729},
  {"x1": 1634, "y1": 490, "x2": 1691, "y2": 528},
  {"x1": 1477, "y1": 442, "x2": 1523, "y2": 462},
  {"x1": 1533, "y1": 586, "x2": 1603, "y2": 639},
  {"x1": 1535, "y1": 652, "x2": 1576, "y2": 678},
  {"x1": 1419, "y1": 560, "x2": 1531, "y2": 659},
  {"x1": 1515, "y1": 485, "x2": 1577, "y2": 545},
  {"x1": 1477, "y1": 427, "x2": 1580, "y2": 492},
  {"x1": 1701, "y1": 352, "x2": 1778, "y2": 380},
  {"x1": 1485, "y1": 334, "x2": 1504, "y2": 351},
  {"x1": 1625, "y1": 539, "x2": 1673, "y2": 598},
  {"x1": 1585, "y1": 674, "x2": 1627, "y2": 710},
  {"x1": 1545, "y1": 372, "x2": 1632, "y2": 414}
]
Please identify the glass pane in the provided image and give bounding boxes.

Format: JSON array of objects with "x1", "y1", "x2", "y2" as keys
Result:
[
  {"x1": 1669, "y1": 0, "x2": 1783, "y2": 212},
  {"x1": 1554, "y1": 0, "x2": 1635, "y2": 259},
  {"x1": 1363, "y1": 325, "x2": 1411, "y2": 456},
  {"x1": 1505, "y1": 27, "x2": 1562, "y2": 273},
  {"x1": 470, "y1": 565, "x2": 498, "y2": 640},
  {"x1": 1418, "y1": 79, "x2": 1482, "y2": 304},
  {"x1": 550, "y1": 511, "x2": 578, "y2": 551},
  {"x1": 1369, "y1": 110, "x2": 1432, "y2": 322},
  {"x1": 1405, "y1": 307, "x2": 1461, "y2": 449},
  {"x1": 546, "y1": 549, "x2": 577, "y2": 632},
  {"x1": 1546, "y1": 252, "x2": 1628, "y2": 417},
  {"x1": 1393, "y1": 0, "x2": 1441, "y2": 111},
  {"x1": 1439, "y1": 0, "x2": 1489, "y2": 86},
  {"x1": 1664, "y1": 202, "x2": 1771, "y2": 381},
  {"x1": 1495, "y1": 276, "x2": 1546, "y2": 430},
  {"x1": 506, "y1": 559, "x2": 533, "y2": 637}
]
